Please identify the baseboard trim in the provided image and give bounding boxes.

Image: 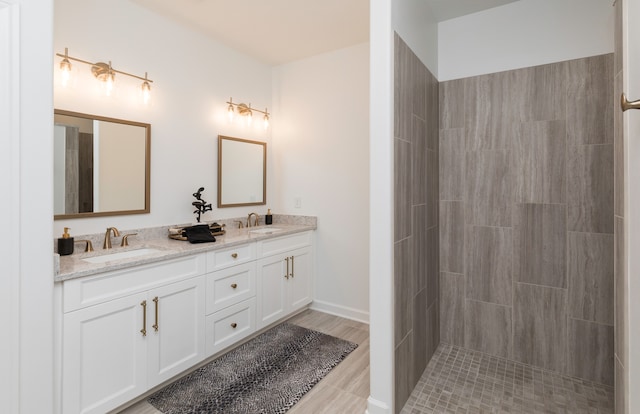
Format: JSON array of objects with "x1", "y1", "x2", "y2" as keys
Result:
[
  {"x1": 310, "y1": 300, "x2": 369, "y2": 324},
  {"x1": 366, "y1": 396, "x2": 391, "y2": 414}
]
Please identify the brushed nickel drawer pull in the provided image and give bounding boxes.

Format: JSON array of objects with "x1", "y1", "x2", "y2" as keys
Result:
[
  {"x1": 230, "y1": 322, "x2": 237, "y2": 328},
  {"x1": 231, "y1": 253, "x2": 238, "y2": 259}
]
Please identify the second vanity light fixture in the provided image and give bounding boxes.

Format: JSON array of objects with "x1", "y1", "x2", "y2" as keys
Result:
[
  {"x1": 57, "y1": 47, "x2": 153, "y2": 103},
  {"x1": 227, "y1": 97, "x2": 270, "y2": 130}
]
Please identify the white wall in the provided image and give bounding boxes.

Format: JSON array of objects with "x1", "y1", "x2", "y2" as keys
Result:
[
  {"x1": 438, "y1": 0, "x2": 614, "y2": 81},
  {"x1": 0, "y1": 0, "x2": 55, "y2": 413},
  {"x1": 272, "y1": 43, "x2": 370, "y2": 322},
  {"x1": 368, "y1": 0, "x2": 394, "y2": 412},
  {"x1": 54, "y1": 0, "x2": 274, "y2": 236},
  {"x1": 392, "y1": 0, "x2": 438, "y2": 77}
]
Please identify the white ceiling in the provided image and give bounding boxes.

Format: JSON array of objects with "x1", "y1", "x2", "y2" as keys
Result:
[
  {"x1": 425, "y1": 0, "x2": 521, "y2": 22},
  {"x1": 131, "y1": 0, "x2": 521, "y2": 66},
  {"x1": 131, "y1": 0, "x2": 370, "y2": 66}
]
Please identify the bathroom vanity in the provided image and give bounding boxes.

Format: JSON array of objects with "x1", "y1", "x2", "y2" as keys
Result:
[{"x1": 54, "y1": 224, "x2": 315, "y2": 414}]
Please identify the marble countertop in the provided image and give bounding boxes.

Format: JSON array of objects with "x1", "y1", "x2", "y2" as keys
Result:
[{"x1": 55, "y1": 224, "x2": 315, "y2": 282}]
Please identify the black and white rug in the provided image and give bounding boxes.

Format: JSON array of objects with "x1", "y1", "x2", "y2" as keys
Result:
[{"x1": 147, "y1": 322, "x2": 358, "y2": 413}]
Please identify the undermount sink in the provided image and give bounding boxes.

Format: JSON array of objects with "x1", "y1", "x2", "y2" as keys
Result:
[
  {"x1": 82, "y1": 248, "x2": 164, "y2": 264},
  {"x1": 249, "y1": 227, "x2": 282, "y2": 235}
]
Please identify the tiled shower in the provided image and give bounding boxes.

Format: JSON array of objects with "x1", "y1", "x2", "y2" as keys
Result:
[{"x1": 394, "y1": 11, "x2": 620, "y2": 410}]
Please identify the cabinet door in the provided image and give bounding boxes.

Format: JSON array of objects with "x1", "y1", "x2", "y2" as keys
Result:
[
  {"x1": 63, "y1": 292, "x2": 147, "y2": 414},
  {"x1": 288, "y1": 246, "x2": 313, "y2": 312},
  {"x1": 147, "y1": 276, "x2": 206, "y2": 387},
  {"x1": 256, "y1": 253, "x2": 288, "y2": 328}
]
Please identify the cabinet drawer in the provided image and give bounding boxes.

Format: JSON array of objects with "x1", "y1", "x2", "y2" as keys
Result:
[
  {"x1": 63, "y1": 254, "x2": 206, "y2": 313},
  {"x1": 206, "y1": 262, "x2": 256, "y2": 314},
  {"x1": 206, "y1": 243, "x2": 256, "y2": 272},
  {"x1": 206, "y1": 298, "x2": 256, "y2": 356},
  {"x1": 257, "y1": 231, "x2": 312, "y2": 258}
]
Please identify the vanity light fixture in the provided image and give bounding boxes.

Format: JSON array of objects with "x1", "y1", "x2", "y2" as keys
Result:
[
  {"x1": 56, "y1": 47, "x2": 154, "y2": 102},
  {"x1": 59, "y1": 48, "x2": 72, "y2": 87},
  {"x1": 226, "y1": 97, "x2": 270, "y2": 130}
]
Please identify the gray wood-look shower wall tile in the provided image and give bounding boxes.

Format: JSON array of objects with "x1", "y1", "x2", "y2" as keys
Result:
[
  {"x1": 524, "y1": 61, "x2": 567, "y2": 122},
  {"x1": 513, "y1": 120, "x2": 566, "y2": 204},
  {"x1": 394, "y1": 139, "x2": 412, "y2": 241},
  {"x1": 413, "y1": 56, "x2": 427, "y2": 120},
  {"x1": 440, "y1": 201, "x2": 464, "y2": 274},
  {"x1": 440, "y1": 79, "x2": 465, "y2": 129},
  {"x1": 412, "y1": 115, "x2": 427, "y2": 205},
  {"x1": 465, "y1": 150, "x2": 512, "y2": 227},
  {"x1": 412, "y1": 288, "x2": 428, "y2": 385},
  {"x1": 568, "y1": 231, "x2": 614, "y2": 325},
  {"x1": 514, "y1": 203, "x2": 566, "y2": 288},
  {"x1": 427, "y1": 149, "x2": 439, "y2": 228},
  {"x1": 567, "y1": 318, "x2": 614, "y2": 386},
  {"x1": 567, "y1": 143, "x2": 614, "y2": 234},
  {"x1": 439, "y1": 128, "x2": 465, "y2": 201},
  {"x1": 567, "y1": 54, "x2": 614, "y2": 146},
  {"x1": 440, "y1": 272, "x2": 465, "y2": 347},
  {"x1": 394, "y1": 238, "x2": 413, "y2": 346},
  {"x1": 464, "y1": 73, "x2": 519, "y2": 151},
  {"x1": 513, "y1": 283, "x2": 567, "y2": 373},
  {"x1": 394, "y1": 332, "x2": 414, "y2": 414},
  {"x1": 465, "y1": 226, "x2": 512, "y2": 306},
  {"x1": 412, "y1": 205, "x2": 427, "y2": 293},
  {"x1": 464, "y1": 299, "x2": 512, "y2": 359},
  {"x1": 427, "y1": 225, "x2": 439, "y2": 308}
]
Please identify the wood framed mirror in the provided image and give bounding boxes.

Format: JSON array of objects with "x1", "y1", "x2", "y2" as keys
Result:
[
  {"x1": 217, "y1": 135, "x2": 266, "y2": 207},
  {"x1": 53, "y1": 110, "x2": 151, "y2": 219}
]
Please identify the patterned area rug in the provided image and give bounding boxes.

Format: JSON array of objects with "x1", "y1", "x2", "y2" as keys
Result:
[{"x1": 147, "y1": 322, "x2": 358, "y2": 414}]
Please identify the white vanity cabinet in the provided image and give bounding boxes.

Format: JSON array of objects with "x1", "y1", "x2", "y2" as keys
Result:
[
  {"x1": 58, "y1": 228, "x2": 314, "y2": 414},
  {"x1": 256, "y1": 232, "x2": 313, "y2": 328},
  {"x1": 61, "y1": 254, "x2": 206, "y2": 414},
  {"x1": 204, "y1": 245, "x2": 258, "y2": 356}
]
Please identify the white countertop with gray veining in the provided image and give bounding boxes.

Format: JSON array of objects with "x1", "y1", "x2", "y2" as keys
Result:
[{"x1": 55, "y1": 224, "x2": 315, "y2": 282}]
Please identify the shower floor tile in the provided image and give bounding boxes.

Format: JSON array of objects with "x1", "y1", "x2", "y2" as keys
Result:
[{"x1": 401, "y1": 343, "x2": 614, "y2": 414}]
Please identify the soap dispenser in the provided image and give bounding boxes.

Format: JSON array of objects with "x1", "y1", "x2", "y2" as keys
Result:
[
  {"x1": 58, "y1": 227, "x2": 74, "y2": 256},
  {"x1": 265, "y1": 209, "x2": 273, "y2": 225}
]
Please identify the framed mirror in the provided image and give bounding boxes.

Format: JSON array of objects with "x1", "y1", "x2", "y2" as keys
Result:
[
  {"x1": 218, "y1": 135, "x2": 266, "y2": 207},
  {"x1": 54, "y1": 110, "x2": 150, "y2": 219}
]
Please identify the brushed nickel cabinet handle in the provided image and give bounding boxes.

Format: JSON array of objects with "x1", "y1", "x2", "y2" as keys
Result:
[
  {"x1": 231, "y1": 253, "x2": 238, "y2": 259},
  {"x1": 140, "y1": 300, "x2": 147, "y2": 337},
  {"x1": 230, "y1": 322, "x2": 237, "y2": 328},
  {"x1": 622, "y1": 93, "x2": 640, "y2": 112},
  {"x1": 152, "y1": 296, "x2": 159, "y2": 332},
  {"x1": 231, "y1": 283, "x2": 238, "y2": 289},
  {"x1": 290, "y1": 256, "x2": 295, "y2": 278},
  {"x1": 285, "y1": 257, "x2": 290, "y2": 279}
]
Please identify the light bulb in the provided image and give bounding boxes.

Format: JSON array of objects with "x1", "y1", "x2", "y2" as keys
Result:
[
  {"x1": 228, "y1": 104, "x2": 234, "y2": 122},
  {"x1": 60, "y1": 58, "x2": 71, "y2": 87},
  {"x1": 105, "y1": 72, "x2": 114, "y2": 96},
  {"x1": 246, "y1": 110, "x2": 253, "y2": 126},
  {"x1": 263, "y1": 113, "x2": 269, "y2": 130},
  {"x1": 141, "y1": 80, "x2": 151, "y2": 104}
]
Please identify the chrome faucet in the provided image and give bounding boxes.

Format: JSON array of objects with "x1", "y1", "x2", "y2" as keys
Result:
[
  {"x1": 103, "y1": 227, "x2": 120, "y2": 249},
  {"x1": 247, "y1": 212, "x2": 259, "y2": 227}
]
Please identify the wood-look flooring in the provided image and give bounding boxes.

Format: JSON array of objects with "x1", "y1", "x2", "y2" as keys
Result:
[{"x1": 115, "y1": 309, "x2": 369, "y2": 414}]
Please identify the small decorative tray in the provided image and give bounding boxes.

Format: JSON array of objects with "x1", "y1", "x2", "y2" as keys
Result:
[{"x1": 168, "y1": 223, "x2": 226, "y2": 241}]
